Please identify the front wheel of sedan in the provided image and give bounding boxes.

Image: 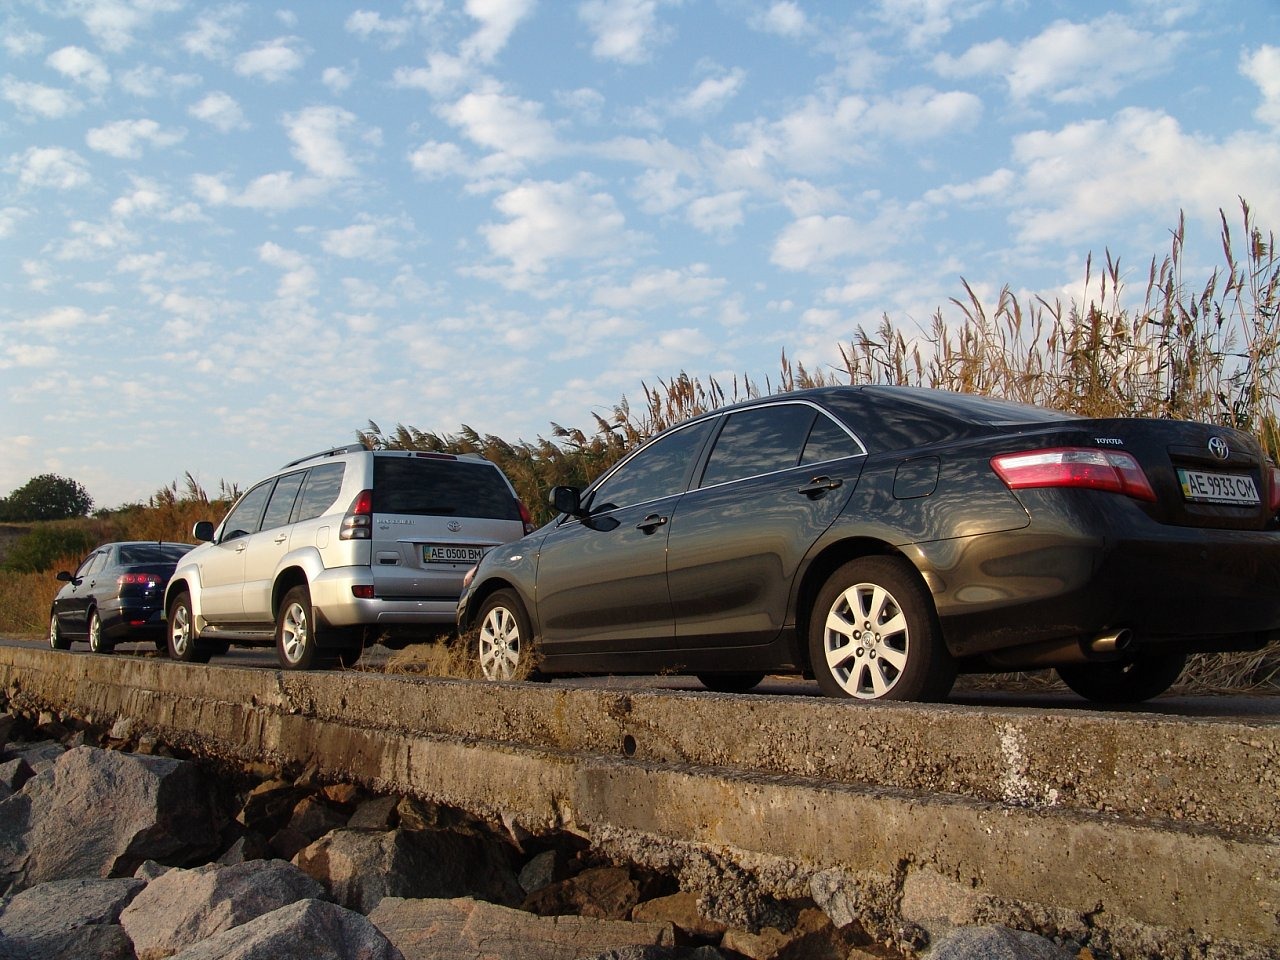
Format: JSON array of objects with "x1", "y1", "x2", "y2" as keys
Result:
[
  {"x1": 167, "y1": 592, "x2": 210, "y2": 664},
  {"x1": 276, "y1": 585, "x2": 320, "y2": 671},
  {"x1": 809, "y1": 557, "x2": 955, "y2": 702},
  {"x1": 49, "y1": 611, "x2": 71, "y2": 651},
  {"x1": 1056, "y1": 652, "x2": 1187, "y2": 704},
  {"x1": 476, "y1": 590, "x2": 533, "y2": 681},
  {"x1": 87, "y1": 610, "x2": 113, "y2": 654}
]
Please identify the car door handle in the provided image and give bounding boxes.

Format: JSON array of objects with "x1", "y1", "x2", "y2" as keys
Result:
[
  {"x1": 274, "y1": 534, "x2": 288, "y2": 544},
  {"x1": 636, "y1": 514, "x2": 669, "y2": 534},
  {"x1": 798, "y1": 476, "x2": 843, "y2": 499}
]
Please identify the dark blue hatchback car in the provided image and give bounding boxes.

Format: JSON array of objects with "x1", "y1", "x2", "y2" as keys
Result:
[{"x1": 50, "y1": 541, "x2": 193, "y2": 653}]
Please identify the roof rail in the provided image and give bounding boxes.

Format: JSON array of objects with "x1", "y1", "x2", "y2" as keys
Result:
[{"x1": 280, "y1": 443, "x2": 367, "y2": 469}]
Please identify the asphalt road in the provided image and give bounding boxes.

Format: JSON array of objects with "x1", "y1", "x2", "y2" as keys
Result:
[{"x1": 4, "y1": 634, "x2": 1278, "y2": 721}]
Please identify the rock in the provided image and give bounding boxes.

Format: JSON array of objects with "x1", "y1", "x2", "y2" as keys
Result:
[
  {"x1": 928, "y1": 925, "x2": 1075, "y2": 960},
  {"x1": 632, "y1": 891, "x2": 727, "y2": 940},
  {"x1": 719, "y1": 908, "x2": 853, "y2": 960},
  {"x1": 0, "y1": 714, "x2": 13, "y2": 751},
  {"x1": 268, "y1": 826, "x2": 314, "y2": 862},
  {"x1": 166, "y1": 898, "x2": 403, "y2": 960},
  {"x1": 321, "y1": 783, "x2": 362, "y2": 807},
  {"x1": 0, "y1": 876, "x2": 143, "y2": 960},
  {"x1": 369, "y1": 896, "x2": 676, "y2": 960},
  {"x1": 288, "y1": 795, "x2": 349, "y2": 841},
  {"x1": 1, "y1": 741, "x2": 64, "y2": 776},
  {"x1": 120, "y1": 858, "x2": 325, "y2": 960},
  {"x1": 0, "y1": 746, "x2": 220, "y2": 895},
  {"x1": 347, "y1": 795, "x2": 399, "y2": 831},
  {"x1": 134, "y1": 861, "x2": 171, "y2": 881},
  {"x1": 217, "y1": 832, "x2": 272, "y2": 866},
  {"x1": 524, "y1": 865, "x2": 640, "y2": 920},
  {"x1": 518, "y1": 849, "x2": 565, "y2": 894},
  {"x1": 108, "y1": 717, "x2": 136, "y2": 741},
  {"x1": 0, "y1": 759, "x2": 32, "y2": 797},
  {"x1": 236, "y1": 780, "x2": 308, "y2": 836},
  {"x1": 294, "y1": 827, "x2": 521, "y2": 913}
]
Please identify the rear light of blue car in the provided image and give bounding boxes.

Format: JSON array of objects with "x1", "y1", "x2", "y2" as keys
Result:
[
  {"x1": 991, "y1": 448, "x2": 1157, "y2": 502},
  {"x1": 340, "y1": 489, "x2": 373, "y2": 540}
]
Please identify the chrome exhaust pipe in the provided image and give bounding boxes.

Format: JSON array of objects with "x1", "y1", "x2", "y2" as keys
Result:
[{"x1": 1088, "y1": 628, "x2": 1133, "y2": 655}]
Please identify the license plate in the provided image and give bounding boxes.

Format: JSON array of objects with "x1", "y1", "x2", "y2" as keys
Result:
[
  {"x1": 1177, "y1": 468, "x2": 1260, "y2": 505},
  {"x1": 423, "y1": 544, "x2": 488, "y2": 564}
]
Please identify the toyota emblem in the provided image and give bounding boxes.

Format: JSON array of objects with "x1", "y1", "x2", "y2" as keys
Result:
[
  {"x1": 447, "y1": 520, "x2": 462, "y2": 532},
  {"x1": 1208, "y1": 436, "x2": 1230, "y2": 461}
]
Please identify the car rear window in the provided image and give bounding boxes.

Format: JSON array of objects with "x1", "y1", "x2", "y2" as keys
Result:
[
  {"x1": 373, "y1": 457, "x2": 520, "y2": 520},
  {"x1": 119, "y1": 543, "x2": 190, "y2": 564}
]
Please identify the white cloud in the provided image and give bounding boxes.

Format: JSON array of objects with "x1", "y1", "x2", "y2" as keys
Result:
[
  {"x1": 861, "y1": 87, "x2": 982, "y2": 141},
  {"x1": 670, "y1": 69, "x2": 745, "y2": 119},
  {"x1": 322, "y1": 66, "x2": 354, "y2": 94},
  {"x1": 392, "y1": 53, "x2": 472, "y2": 97},
  {"x1": 259, "y1": 241, "x2": 317, "y2": 300},
  {"x1": 593, "y1": 265, "x2": 726, "y2": 309},
  {"x1": 923, "y1": 168, "x2": 1015, "y2": 207},
  {"x1": 9, "y1": 147, "x2": 91, "y2": 190},
  {"x1": 771, "y1": 214, "x2": 890, "y2": 271},
  {"x1": 86, "y1": 118, "x2": 185, "y2": 158},
  {"x1": 285, "y1": 105, "x2": 359, "y2": 178},
  {"x1": 193, "y1": 171, "x2": 333, "y2": 210},
  {"x1": 46, "y1": 46, "x2": 110, "y2": 89},
  {"x1": 235, "y1": 37, "x2": 305, "y2": 82},
  {"x1": 67, "y1": 0, "x2": 183, "y2": 52},
  {"x1": 441, "y1": 89, "x2": 560, "y2": 165},
  {"x1": 189, "y1": 91, "x2": 248, "y2": 132},
  {"x1": 0, "y1": 78, "x2": 80, "y2": 119},
  {"x1": 461, "y1": 0, "x2": 536, "y2": 63},
  {"x1": 0, "y1": 344, "x2": 60, "y2": 369},
  {"x1": 119, "y1": 64, "x2": 199, "y2": 97},
  {"x1": 28, "y1": 306, "x2": 94, "y2": 332},
  {"x1": 321, "y1": 221, "x2": 399, "y2": 260},
  {"x1": 1242, "y1": 46, "x2": 1280, "y2": 128},
  {"x1": 182, "y1": 6, "x2": 241, "y2": 59},
  {"x1": 935, "y1": 14, "x2": 1179, "y2": 104},
  {"x1": 874, "y1": 0, "x2": 983, "y2": 49},
  {"x1": 345, "y1": 9, "x2": 413, "y2": 46},
  {"x1": 54, "y1": 218, "x2": 138, "y2": 260},
  {"x1": 751, "y1": 2, "x2": 809, "y2": 37},
  {"x1": 408, "y1": 139, "x2": 469, "y2": 178},
  {"x1": 1010, "y1": 108, "x2": 1280, "y2": 244},
  {"x1": 687, "y1": 190, "x2": 747, "y2": 236},
  {"x1": 632, "y1": 167, "x2": 696, "y2": 215},
  {"x1": 0, "y1": 206, "x2": 28, "y2": 239},
  {"x1": 2, "y1": 24, "x2": 45, "y2": 57},
  {"x1": 579, "y1": 0, "x2": 670, "y2": 64}
]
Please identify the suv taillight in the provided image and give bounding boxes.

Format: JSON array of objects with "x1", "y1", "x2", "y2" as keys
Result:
[
  {"x1": 1267, "y1": 464, "x2": 1280, "y2": 514},
  {"x1": 340, "y1": 489, "x2": 373, "y2": 540},
  {"x1": 991, "y1": 448, "x2": 1157, "y2": 502},
  {"x1": 518, "y1": 499, "x2": 535, "y2": 535}
]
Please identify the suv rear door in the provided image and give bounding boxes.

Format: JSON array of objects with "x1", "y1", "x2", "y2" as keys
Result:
[{"x1": 369, "y1": 454, "x2": 525, "y2": 601}]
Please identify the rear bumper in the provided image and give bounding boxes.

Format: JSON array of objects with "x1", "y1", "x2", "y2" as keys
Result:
[
  {"x1": 917, "y1": 498, "x2": 1280, "y2": 659},
  {"x1": 309, "y1": 567, "x2": 458, "y2": 629},
  {"x1": 100, "y1": 599, "x2": 166, "y2": 641}
]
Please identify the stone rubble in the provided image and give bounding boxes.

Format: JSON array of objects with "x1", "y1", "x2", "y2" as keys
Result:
[{"x1": 0, "y1": 697, "x2": 1101, "y2": 960}]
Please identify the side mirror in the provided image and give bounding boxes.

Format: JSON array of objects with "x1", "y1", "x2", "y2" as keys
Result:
[
  {"x1": 56, "y1": 571, "x2": 73, "y2": 583},
  {"x1": 193, "y1": 521, "x2": 216, "y2": 543},
  {"x1": 549, "y1": 486, "x2": 585, "y2": 517}
]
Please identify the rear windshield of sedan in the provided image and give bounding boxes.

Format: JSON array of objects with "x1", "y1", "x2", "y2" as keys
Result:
[
  {"x1": 862, "y1": 386, "x2": 1082, "y2": 425},
  {"x1": 373, "y1": 457, "x2": 520, "y2": 520},
  {"x1": 118, "y1": 543, "x2": 191, "y2": 564}
]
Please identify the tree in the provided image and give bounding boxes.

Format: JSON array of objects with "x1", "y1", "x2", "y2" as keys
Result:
[{"x1": 0, "y1": 474, "x2": 94, "y2": 522}]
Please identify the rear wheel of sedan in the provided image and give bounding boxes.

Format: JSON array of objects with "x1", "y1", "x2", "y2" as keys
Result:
[
  {"x1": 1056, "y1": 652, "x2": 1187, "y2": 704},
  {"x1": 87, "y1": 610, "x2": 113, "y2": 654},
  {"x1": 167, "y1": 592, "x2": 210, "y2": 664},
  {"x1": 49, "y1": 611, "x2": 71, "y2": 651},
  {"x1": 697, "y1": 673, "x2": 765, "y2": 694},
  {"x1": 476, "y1": 590, "x2": 532, "y2": 681},
  {"x1": 809, "y1": 557, "x2": 955, "y2": 702},
  {"x1": 276, "y1": 585, "x2": 321, "y2": 671}
]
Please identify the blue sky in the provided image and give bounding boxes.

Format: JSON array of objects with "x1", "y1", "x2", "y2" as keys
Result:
[{"x1": 2, "y1": 0, "x2": 1278, "y2": 509}]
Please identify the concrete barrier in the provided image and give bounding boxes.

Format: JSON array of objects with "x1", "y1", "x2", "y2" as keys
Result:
[{"x1": 1, "y1": 644, "x2": 1276, "y2": 955}]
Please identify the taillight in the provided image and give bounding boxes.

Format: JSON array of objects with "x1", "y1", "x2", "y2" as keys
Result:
[
  {"x1": 1267, "y1": 464, "x2": 1280, "y2": 514},
  {"x1": 517, "y1": 499, "x2": 535, "y2": 535},
  {"x1": 991, "y1": 448, "x2": 1157, "y2": 502},
  {"x1": 340, "y1": 489, "x2": 373, "y2": 540},
  {"x1": 117, "y1": 573, "x2": 158, "y2": 586},
  {"x1": 351, "y1": 584, "x2": 375, "y2": 599}
]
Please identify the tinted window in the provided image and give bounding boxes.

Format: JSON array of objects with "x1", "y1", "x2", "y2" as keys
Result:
[
  {"x1": 590, "y1": 420, "x2": 714, "y2": 511},
  {"x1": 118, "y1": 544, "x2": 190, "y2": 565},
  {"x1": 76, "y1": 551, "x2": 105, "y2": 578},
  {"x1": 221, "y1": 481, "x2": 273, "y2": 541},
  {"x1": 261, "y1": 471, "x2": 306, "y2": 530},
  {"x1": 295, "y1": 463, "x2": 345, "y2": 521},
  {"x1": 373, "y1": 457, "x2": 519, "y2": 520},
  {"x1": 801, "y1": 413, "x2": 861, "y2": 465},
  {"x1": 700, "y1": 405, "x2": 815, "y2": 487}
]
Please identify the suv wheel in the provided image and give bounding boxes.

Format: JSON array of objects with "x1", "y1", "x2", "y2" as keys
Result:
[
  {"x1": 167, "y1": 592, "x2": 210, "y2": 664},
  {"x1": 277, "y1": 585, "x2": 320, "y2": 670}
]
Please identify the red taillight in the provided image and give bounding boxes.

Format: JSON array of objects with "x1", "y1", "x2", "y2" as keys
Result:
[
  {"x1": 118, "y1": 573, "x2": 158, "y2": 586},
  {"x1": 340, "y1": 489, "x2": 373, "y2": 540},
  {"x1": 991, "y1": 447, "x2": 1157, "y2": 502},
  {"x1": 351, "y1": 584, "x2": 375, "y2": 599},
  {"x1": 517, "y1": 499, "x2": 535, "y2": 535},
  {"x1": 1267, "y1": 464, "x2": 1280, "y2": 514}
]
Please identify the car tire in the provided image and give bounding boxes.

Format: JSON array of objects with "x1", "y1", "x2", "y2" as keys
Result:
[
  {"x1": 276, "y1": 585, "x2": 320, "y2": 671},
  {"x1": 697, "y1": 672, "x2": 765, "y2": 693},
  {"x1": 1056, "y1": 652, "x2": 1187, "y2": 703},
  {"x1": 476, "y1": 589, "x2": 533, "y2": 681},
  {"x1": 49, "y1": 611, "x2": 71, "y2": 651},
  {"x1": 167, "y1": 592, "x2": 210, "y2": 664},
  {"x1": 87, "y1": 610, "x2": 113, "y2": 654},
  {"x1": 809, "y1": 556, "x2": 955, "y2": 702}
]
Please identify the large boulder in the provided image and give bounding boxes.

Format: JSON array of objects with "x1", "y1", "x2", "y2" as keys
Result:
[
  {"x1": 0, "y1": 876, "x2": 143, "y2": 960},
  {"x1": 119, "y1": 859, "x2": 325, "y2": 960},
  {"x1": 368, "y1": 896, "x2": 676, "y2": 960},
  {"x1": 0, "y1": 746, "x2": 220, "y2": 895},
  {"x1": 294, "y1": 827, "x2": 521, "y2": 913},
  {"x1": 928, "y1": 925, "x2": 1075, "y2": 960},
  {"x1": 165, "y1": 898, "x2": 403, "y2": 960}
]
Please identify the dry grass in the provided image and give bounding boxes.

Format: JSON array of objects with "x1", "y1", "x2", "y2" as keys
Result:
[{"x1": 379, "y1": 630, "x2": 541, "y2": 682}]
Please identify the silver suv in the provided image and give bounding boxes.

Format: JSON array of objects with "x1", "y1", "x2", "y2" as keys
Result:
[{"x1": 164, "y1": 444, "x2": 532, "y2": 669}]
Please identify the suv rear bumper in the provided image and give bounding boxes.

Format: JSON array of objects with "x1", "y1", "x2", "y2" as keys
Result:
[{"x1": 310, "y1": 568, "x2": 458, "y2": 627}]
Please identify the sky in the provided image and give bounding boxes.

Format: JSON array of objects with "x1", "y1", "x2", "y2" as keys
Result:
[{"x1": 2, "y1": 0, "x2": 1279, "y2": 510}]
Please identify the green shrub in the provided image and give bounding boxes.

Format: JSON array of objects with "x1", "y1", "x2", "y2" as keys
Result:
[
  {"x1": 1, "y1": 525, "x2": 97, "y2": 574},
  {"x1": 0, "y1": 474, "x2": 93, "y2": 522}
]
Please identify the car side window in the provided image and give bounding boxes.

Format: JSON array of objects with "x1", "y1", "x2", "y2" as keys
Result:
[
  {"x1": 590, "y1": 419, "x2": 714, "y2": 511},
  {"x1": 800, "y1": 412, "x2": 861, "y2": 465},
  {"x1": 294, "y1": 463, "x2": 345, "y2": 522},
  {"x1": 261, "y1": 471, "x2": 306, "y2": 531},
  {"x1": 75, "y1": 551, "x2": 103, "y2": 579},
  {"x1": 220, "y1": 481, "x2": 274, "y2": 542},
  {"x1": 700, "y1": 405, "x2": 815, "y2": 487}
]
